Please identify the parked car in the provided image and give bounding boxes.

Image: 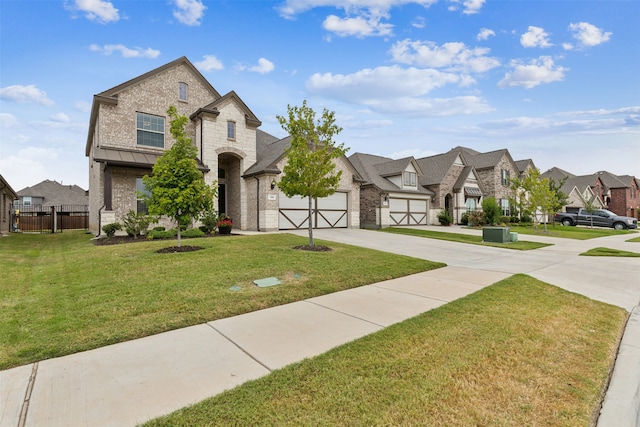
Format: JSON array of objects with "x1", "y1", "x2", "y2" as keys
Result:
[{"x1": 554, "y1": 209, "x2": 638, "y2": 230}]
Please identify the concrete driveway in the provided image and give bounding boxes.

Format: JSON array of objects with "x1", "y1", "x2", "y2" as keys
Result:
[{"x1": 294, "y1": 226, "x2": 640, "y2": 311}]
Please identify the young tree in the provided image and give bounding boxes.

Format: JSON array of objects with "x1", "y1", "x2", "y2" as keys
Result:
[
  {"x1": 142, "y1": 106, "x2": 217, "y2": 247},
  {"x1": 276, "y1": 100, "x2": 348, "y2": 248},
  {"x1": 578, "y1": 192, "x2": 598, "y2": 228},
  {"x1": 522, "y1": 168, "x2": 556, "y2": 232},
  {"x1": 481, "y1": 197, "x2": 501, "y2": 226},
  {"x1": 548, "y1": 177, "x2": 569, "y2": 222}
]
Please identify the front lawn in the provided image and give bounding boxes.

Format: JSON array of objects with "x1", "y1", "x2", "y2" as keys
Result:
[
  {"x1": 510, "y1": 224, "x2": 638, "y2": 240},
  {"x1": 381, "y1": 227, "x2": 550, "y2": 250},
  {"x1": 581, "y1": 247, "x2": 640, "y2": 257},
  {"x1": 0, "y1": 231, "x2": 443, "y2": 370},
  {"x1": 144, "y1": 275, "x2": 626, "y2": 427}
]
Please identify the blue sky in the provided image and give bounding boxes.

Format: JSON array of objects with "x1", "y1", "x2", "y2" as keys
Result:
[{"x1": 1, "y1": 0, "x2": 638, "y2": 191}]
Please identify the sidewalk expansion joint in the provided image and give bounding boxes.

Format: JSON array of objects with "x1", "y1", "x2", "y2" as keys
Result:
[
  {"x1": 206, "y1": 323, "x2": 272, "y2": 373},
  {"x1": 369, "y1": 284, "x2": 452, "y2": 304},
  {"x1": 17, "y1": 362, "x2": 38, "y2": 427},
  {"x1": 303, "y1": 300, "x2": 386, "y2": 328}
]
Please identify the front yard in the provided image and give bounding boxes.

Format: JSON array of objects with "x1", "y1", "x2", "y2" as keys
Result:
[{"x1": 0, "y1": 231, "x2": 443, "y2": 370}]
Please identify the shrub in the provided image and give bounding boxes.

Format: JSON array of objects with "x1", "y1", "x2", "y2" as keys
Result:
[
  {"x1": 199, "y1": 225, "x2": 209, "y2": 233},
  {"x1": 460, "y1": 212, "x2": 470, "y2": 225},
  {"x1": 469, "y1": 210, "x2": 485, "y2": 227},
  {"x1": 200, "y1": 210, "x2": 218, "y2": 234},
  {"x1": 147, "y1": 229, "x2": 176, "y2": 240},
  {"x1": 500, "y1": 216, "x2": 511, "y2": 225},
  {"x1": 182, "y1": 228, "x2": 205, "y2": 238},
  {"x1": 482, "y1": 197, "x2": 501, "y2": 226},
  {"x1": 122, "y1": 210, "x2": 151, "y2": 238},
  {"x1": 102, "y1": 222, "x2": 121, "y2": 238},
  {"x1": 437, "y1": 210, "x2": 452, "y2": 226},
  {"x1": 521, "y1": 213, "x2": 532, "y2": 224},
  {"x1": 153, "y1": 226, "x2": 165, "y2": 232}
]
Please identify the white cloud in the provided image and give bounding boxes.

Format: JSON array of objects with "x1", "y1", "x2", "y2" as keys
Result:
[
  {"x1": 388, "y1": 148, "x2": 439, "y2": 159},
  {"x1": 411, "y1": 16, "x2": 426, "y2": 29},
  {"x1": 248, "y1": 58, "x2": 275, "y2": 74},
  {"x1": 277, "y1": 0, "x2": 438, "y2": 19},
  {"x1": 366, "y1": 95, "x2": 493, "y2": 116},
  {"x1": 64, "y1": 0, "x2": 119, "y2": 24},
  {"x1": 194, "y1": 55, "x2": 224, "y2": 71},
  {"x1": 51, "y1": 113, "x2": 70, "y2": 123},
  {"x1": 73, "y1": 101, "x2": 92, "y2": 113},
  {"x1": 89, "y1": 44, "x2": 160, "y2": 58},
  {"x1": 461, "y1": 0, "x2": 485, "y2": 14},
  {"x1": 0, "y1": 84, "x2": 54, "y2": 106},
  {"x1": 562, "y1": 43, "x2": 574, "y2": 51},
  {"x1": 0, "y1": 113, "x2": 19, "y2": 128},
  {"x1": 390, "y1": 39, "x2": 500, "y2": 73},
  {"x1": 323, "y1": 12, "x2": 393, "y2": 37},
  {"x1": 172, "y1": 0, "x2": 206, "y2": 26},
  {"x1": 569, "y1": 22, "x2": 612, "y2": 48},
  {"x1": 498, "y1": 56, "x2": 567, "y2": 89},
  {"x1": 476, "y1": 28, "x2": 495, "y2": 41},
  {"x1": 520, "y1": 26, "x2": 553, "y2": 48}
]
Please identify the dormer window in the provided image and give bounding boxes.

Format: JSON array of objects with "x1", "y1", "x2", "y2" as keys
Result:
[
  {"x1": 227, "y1": 121, "x2": 236, "y2": 140},
  {"x1": 178, "y1": 82, "x2": 188, "y2": 102},
  {"x1": 403, "y1": 172, "x2": 417, "y2": 187}
]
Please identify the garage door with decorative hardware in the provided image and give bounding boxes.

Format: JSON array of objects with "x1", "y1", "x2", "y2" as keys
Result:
[
  {"x1": 279, "y1": 191, "x2": 348, "y2": 230},
  {"x1": 389, "y1": 198, "x2": 428, "y2": 225}
]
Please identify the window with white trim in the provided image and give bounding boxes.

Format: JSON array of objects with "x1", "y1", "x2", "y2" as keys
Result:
[
  {"x1": 136, "y1": 113, "x2": 164, "y2": 148},
  {"x1": 501, "y1": 169, "x2": 510, "y2": 186},
  {"x1": 500, "y1": 198, "x2": 510, "y2": 216},
  {"x1": 227, "y1": 121, "x2": 236, "y2": 140},
  {"x1": 178, "y1": 82, "x2": 188, "y2": 102},
  {"x1": 136, "y1": 178, "x2": 150, "y2": 214},
  {"x1": 403, "y1": 172, "x2": 417, "y2": 187}
]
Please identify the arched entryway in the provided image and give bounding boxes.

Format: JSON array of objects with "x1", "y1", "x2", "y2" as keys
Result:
[{"x1": 444, "y1": 193, "x2": 453, "y2": 219}]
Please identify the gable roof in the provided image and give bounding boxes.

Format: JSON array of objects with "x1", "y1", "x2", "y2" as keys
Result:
[
  {"x1": 17, "y1": 179, "x2": 88, "y2": 206},
  {"x1": 452, "y1": 166, "x2": 486, "y2": 195},
  {"x1": 349, "y1": 153, "x2": 433, "y2": 195},
  {"x1": 415, "y1": 150, "x2": 462, "y2": 186},
  {"x1": 86, "y1": 56, "x2": 220, "y2": 156},
  {"x1": 0, "y1": 174, "x2": 18, "y2": 199},
  {"x1": 594, "y1": 171, "x2": 630, "y2": 189},
  {"x1": 202, "y1": 90, "x2": 261, "y2": 128},
  {"x1": 515, "y1": 159, "x2": 535, "y2": 174},
  {"x1": 541, "y1": 167, "x2": 575, "y2": 182}
]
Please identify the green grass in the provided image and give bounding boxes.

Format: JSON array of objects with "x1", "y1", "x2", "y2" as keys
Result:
[
  {"x1": 143, "y1": 275, "x2": 626, "y2": 427},
  {"x1": 0, "y1": 231, "x2": 444, "y2": 370},
  {"x1": 581, "y1": 247, "x2": 640, "y2": 257},
  {"x1": 626, "y1": 236, "x2": 640, "y2": 243},
  {"x1": 380, "y1": 227, "x2": 550, "y2": 250},
  {"x1": 510, "y1": 225, "x2": 638, "y2": 240}
]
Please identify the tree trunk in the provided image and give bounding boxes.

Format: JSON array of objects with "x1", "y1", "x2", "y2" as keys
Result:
[{"x1": 308, "y1": 195, "x2": 314, "y2": 247}]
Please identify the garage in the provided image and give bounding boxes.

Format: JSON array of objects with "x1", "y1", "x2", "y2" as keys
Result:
[
  {"x1": 279, "y1": 191, "x2": 348, "y2": 230},
  {"x1": 389, "y1": 198, "x2": 428, "y2": 226}
]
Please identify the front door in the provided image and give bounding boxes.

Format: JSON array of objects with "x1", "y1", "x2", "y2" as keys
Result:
[{"x1": 218, "y1": 184, "x2": 226, "y2": 215}]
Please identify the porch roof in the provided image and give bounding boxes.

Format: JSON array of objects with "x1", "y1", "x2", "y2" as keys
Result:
[{"x1": 93, "y1": 147, "x2": 210, "y2": 172}]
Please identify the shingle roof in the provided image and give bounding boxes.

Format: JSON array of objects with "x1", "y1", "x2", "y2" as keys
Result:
[
  {"x1": 243, "y1": 130, "x2": 290, "y2": 176},
  {"x1": 0, "y1": 174, "x2": 18, "y2": 199},
  {"x1": 515, "y1": 159, "x2": 535, "y2": 174},
  {"x1": 349, "y1": 153, "x2": 434, "y2": 195},
  {"x1": 415, "y1": 150, "x2": 461, "y2": 186},
  {"x1": 541, "y1": 167, "x2": 575, "y2": 181},
  {"x1": 17, "y1": 179, "x2": 88, "y2": 206}
]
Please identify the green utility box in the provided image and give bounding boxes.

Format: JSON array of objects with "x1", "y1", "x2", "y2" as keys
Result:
[
  {"x1": 482, "y1": 227, "x2": 511, "y2": 243},
  {"x1": 510, "y1": 232, "x2": 518, "y2": 242}
]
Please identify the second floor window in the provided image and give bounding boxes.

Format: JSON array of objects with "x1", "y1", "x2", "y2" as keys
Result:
[
  {"x1": 403, "y1": 172, "x2": 417, "y2": 186},
  {"x1": 179, "y1": 82, "x2": 188, "y2": 101},
  {"x1": 501, "y1": 169, "x2": 510, "y2": 186},
  {"x1": 227, "y1": 121, "x2": 236, "y2": 140},
  {"x1": 137, "y1": 113, "x2": 164, "y2": 148}
]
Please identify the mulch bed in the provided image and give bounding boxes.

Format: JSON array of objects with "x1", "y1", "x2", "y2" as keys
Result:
[{"x1": 293, "y1": 245, "x2": 332, "y2": 252}]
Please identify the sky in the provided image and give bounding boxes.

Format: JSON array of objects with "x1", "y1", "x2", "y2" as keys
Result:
[{"x1": 1, "y1": 0, "x2": 639, "y2": 192}]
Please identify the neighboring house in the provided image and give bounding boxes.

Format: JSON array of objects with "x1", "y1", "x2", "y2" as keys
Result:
[
  {"x1": 15, "y1": 179, "x2": 89, "y2": 208},
  {"x1": 515, "y1": 159, "x2": 536, "y2": 179},
  {"x1": 415, "y1": 150, "x2": 484, "y2": 225},
  {"x1": 447, "y1": 147, "x2": 522, "y2": 219},
  {"x1": 0, "y1": 175, "x2": 18, "y2": 235},
  {"x1": 349, "y1": 153, "x2": 433, "y2": 228},
  {"x1": 85, "y1": 56, "x2": 361, "y2": 235},
  {"x1": 542, "y1": 168, "x2": 640, "y2": 219},
  {"x1": 559, "y1": 175, "x2": 605, "y2": 212}
]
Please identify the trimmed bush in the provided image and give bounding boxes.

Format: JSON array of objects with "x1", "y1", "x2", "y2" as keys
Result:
[
  {"x1": 102, "y1": 222, "x2": 121, "y2": 237},
  {"x1": 147, "y1": 229, "x2": 176, "y2": 240},
  {"x1": 182, "y1": 228, "x2": 205, "y2": 238},
  {"x1": 153, "y1": 226, "x2": 166, "y2": 232},
  {"x1": 460, "y1": 212, "x2": 470, "y2": 225},
  {"x1": 482, "y1": 197, "x2": 501, "y2": 226}
]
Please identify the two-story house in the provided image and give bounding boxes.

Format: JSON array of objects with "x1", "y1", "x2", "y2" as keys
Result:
[
  {"x1": 0, "y1": 174, "x2": 18, "y2": 235},
  {"x1": 86, "y1": 56, "x2": 361, "y2": 235}
]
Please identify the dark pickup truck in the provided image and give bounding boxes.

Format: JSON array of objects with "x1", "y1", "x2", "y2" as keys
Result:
[{"x1": 554, "y1": 208, "x2": 638, "y2": 230}]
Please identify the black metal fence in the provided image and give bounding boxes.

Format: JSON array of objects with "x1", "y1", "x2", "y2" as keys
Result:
[{"x1": 11, "y1": 205, "x2": 89, "y2": 233}]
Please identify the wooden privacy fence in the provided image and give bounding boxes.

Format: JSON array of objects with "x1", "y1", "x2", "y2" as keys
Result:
[{"x1": 11, "y1": 205, "x2": 89, "y2": 233}]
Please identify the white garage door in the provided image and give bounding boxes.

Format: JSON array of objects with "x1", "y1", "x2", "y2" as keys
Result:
[
  {"x1": 279, "y1": 191, "x2": 348, "y2": 230},
  {"x1": 389, "y1": 198, "x2": 428, "y2": 225}
]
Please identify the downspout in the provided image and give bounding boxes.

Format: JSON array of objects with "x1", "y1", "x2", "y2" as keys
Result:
[
  {"x1": 96, "y1": 204, "x2": 105, "y2": 237},
  {"x1": 199, "y1": 116, "x2": 204, "y2": 163},
  {"x1": 254, "y1": 176, "x2": 260, "y2": 231}
]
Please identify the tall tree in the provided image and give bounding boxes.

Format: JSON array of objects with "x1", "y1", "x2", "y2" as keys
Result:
[
  {"x1": 142, "y1": 106, "x2": 217, "y2": 247},
  {"x1": 277, "y1": 100, "x2": 348, "y2": 248},
  {"x1": 522, "y1": 168, "x2": 556, "y2": 232}
]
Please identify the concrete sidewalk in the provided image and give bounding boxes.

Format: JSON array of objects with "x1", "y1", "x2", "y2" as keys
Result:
[
  {"x1": 1, "y1": 266, "x2": 508, "y2": 427},
  {"x1": 1, "y1": 227, "x2": 639, "y2": 426}
]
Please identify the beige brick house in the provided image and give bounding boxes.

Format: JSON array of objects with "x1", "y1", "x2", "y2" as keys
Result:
[{"x1": 86, "y1": 57, "x2": 361, "y2": 235}]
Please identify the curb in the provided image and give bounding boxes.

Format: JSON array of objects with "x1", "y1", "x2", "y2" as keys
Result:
[{"x1": 597, "y1": 306, "x2": 640, "y2": 427}]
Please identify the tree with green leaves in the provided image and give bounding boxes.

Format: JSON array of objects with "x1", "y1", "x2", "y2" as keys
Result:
[
  {"x1": 522, "y1": 168, "x2": 556, "y2": 232},
  {"x1": 578, "y1": 192, "x2": 598, "y2": 228},
  {"x1": 142, "y1": 106, "x2": 217, "y2": 247},
  {"x1": 481, "y1": 197, "x2": 501, "y2": 226},
  {"x1": 276, "y1": 100, "x2": 348, "y2": 248},
  {"x1": 548, "y1": 176, "x2": 569, "y2": 219}
]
